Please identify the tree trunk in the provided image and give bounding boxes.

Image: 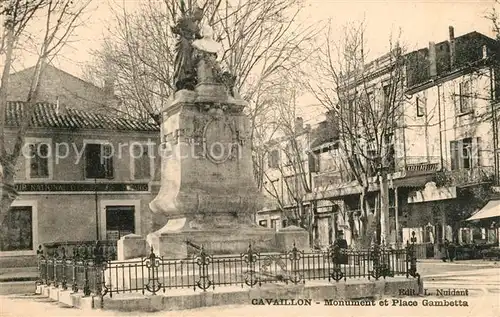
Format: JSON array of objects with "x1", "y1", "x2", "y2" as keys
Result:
[
  {"x1": 379, "y1": 170, "x2": 390, "y2": 245},
  {"x1": 0, "y1": 24, "x2": 15, "y2": 156},
  {"x1": 0, "y1": 158, "x2": 18, "y2": 247}
]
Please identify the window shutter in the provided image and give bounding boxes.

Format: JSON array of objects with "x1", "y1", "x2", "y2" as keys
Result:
[
  {"x1": 85, "y1": 144, "x2": 97, "y2": 178},
  {"x1": 308, "y1": 153, "x2": 318, "y2": 172},
  {"x1": 450, "y1": 141, "x2": 459, "y2": 170},
  {"x1": 471, "y1": 137, "x2": 481, "y2": 168},
  {"x1": 103, "y1": 144, "x2": 114, "y2": 179}
]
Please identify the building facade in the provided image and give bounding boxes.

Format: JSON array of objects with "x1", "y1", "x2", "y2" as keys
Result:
[
  {"x1": 256, "y1": 118, "x2": 314, "y2": 232},
  {"x1": 1, "y1": 101, "x2": 161, "y2": 264},
  {"x1": 258, "y1": 27, "x2": 500, "y2": 252},
  {"x1": 2, "y1": 64, "x2": 162, "y2": 266}
]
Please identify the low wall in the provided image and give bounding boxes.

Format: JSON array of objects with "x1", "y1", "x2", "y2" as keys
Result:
[{"x1": 36, "y1": 277, "x2": 422, "y2": 312}]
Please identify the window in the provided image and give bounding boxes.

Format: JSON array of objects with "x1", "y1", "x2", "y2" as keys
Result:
[
  {"x1": 131, "y1": 142, "x2": 153, "y2": 180},
  {"x1": 450, "y1": 137, "x2": 478, "y2": 170},
  {"x1": 308, "y1": 152, "x2": 319, "y2": 172},
  {"x1": 258, "y1": 220, "x2": 268, "y2": 228},
  {"x1": 366, "y1": 139, "x2": 377, "y2": 176},
  {"x1": 462, "y1": 137, "x2": 472, "y2": 169},
  {"x1": 270, "y1": 219, "x2": 279, "y2": 229},
  {"x1": 386, "y1": 144, "x2": 396, "y2": 172},
  {"x1": 416, "y1": 97, "x2": 425, "y2": 117},
  {"x1": 105, "y1": 205, "x2": 135, "y2": 240},
  {"x1": 494, "y1": 66, "x2": 500, "y2": 100},
  {"x1": 268, "y1": 149, "x2": 280, "y2": 168},
  {"x1": 0, "y1": 206, "x2": 33, "y2": 252},
  {"x1": 459, "y1": 79, "x2": 472, "y2": 113},
  {"x1": 383, "y1": 84, "x2": 392, "y2": 108},
  {"x1": 24, "y1": 138, "x2": 52, "y2": 179},
  {"x1": 85, "y1": 142, "x2": 113, "y2": 179}
]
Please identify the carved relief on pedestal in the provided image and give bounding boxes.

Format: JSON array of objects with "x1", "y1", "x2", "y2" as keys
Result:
[{"x1": 188, "y1": 113, "x2": 246, "y2": 164}]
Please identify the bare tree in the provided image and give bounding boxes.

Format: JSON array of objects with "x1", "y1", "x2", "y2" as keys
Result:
[
  {"x1": 258, "y1": 86, "x2": 319, "y2": 246},
  {"x1": 307, "y1": 21, "x2": 406, "y2": 248},
  {"x1": 84, "y1": 0, "x2": 317, "y2": 176},
  {"x1": 0, "y1": 0, "x2": 92, "y2": 221}
]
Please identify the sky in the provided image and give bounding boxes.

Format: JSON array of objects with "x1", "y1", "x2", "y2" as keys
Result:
[{"x1": 8, "y1": 0, "x2": 498, "y2": 124}]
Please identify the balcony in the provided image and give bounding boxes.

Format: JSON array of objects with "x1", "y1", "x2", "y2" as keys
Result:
[
  {"x1": 313, "y1": 156, "x2": 441, "y2": 190},
  {"x1": 399, "y1": 156, "x2": 441, "y2": 176},
  {"x1": 433, "y1": 166, "x2": 495, "y2": 187},
  {"x1": 313, "y1": 170, "x2": 355, "y2": 190}
]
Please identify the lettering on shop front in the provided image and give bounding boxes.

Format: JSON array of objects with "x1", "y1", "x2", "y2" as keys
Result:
[{"x1": 14, "y1": 183, "x2": 149, "y2": 192}]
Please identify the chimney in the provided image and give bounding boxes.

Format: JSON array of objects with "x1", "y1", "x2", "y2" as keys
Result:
[
  {"x1": 103, "y1": 78, "x2": 115, "y2": 96},
  {"x1": 449, "y1": 26, "x2": 456, "y2": 68},
  {"x1": 55, "y1": 96, "x2": 67, "y2": 115},
  {"x1": 482, "y1": 45, "x2": 488, "y2": 59},
  {"x1": 429, "y1": 42, "x2": 437, "y2": 77},
  {"x1": 295, "y1": 117, "x2": 304, "y2": 133}
]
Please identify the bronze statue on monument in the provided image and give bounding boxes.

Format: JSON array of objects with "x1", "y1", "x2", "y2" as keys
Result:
[{"x1": 171, "y1": 6, "x2": 203, "y2": 91}]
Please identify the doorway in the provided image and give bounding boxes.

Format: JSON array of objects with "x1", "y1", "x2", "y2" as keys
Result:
[{"x1": 105, "y1": 205, "x2": 135, "y2": 240}]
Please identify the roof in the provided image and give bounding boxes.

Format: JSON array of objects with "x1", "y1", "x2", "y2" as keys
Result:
[
  {"x1": 467, "y1": 200, "x2": 500, "y2": 221},
  {"x1": 10, "y1": 64, "x2": 110, "y2": 96},
  {"x1": 4, "y1": 101, "x2": 159, "y2": 132}
]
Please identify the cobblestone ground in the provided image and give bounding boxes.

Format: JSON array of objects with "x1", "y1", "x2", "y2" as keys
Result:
[{"x1": 0, "y1": 294, "x2": 499, "y2": 317}]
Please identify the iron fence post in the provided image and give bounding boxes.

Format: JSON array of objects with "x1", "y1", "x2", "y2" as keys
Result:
[
  {"x1": 72, "y1": 248, "x2": 78, "y2": 293},
  {"x1": 36, "y1": 245, "x2": 45, "y2": 291},
  {"x1": 61, "y1": 247, "x2": 67, "y2": 290},
  {"x1": 408, "y1": 231, "x2": 419, "y2": 279},
  {"x1": 195, "y1": 245, "x2": 212, "y2": 291},
  {"x1": 83, "y1": 259, "x2": 90, "y2": 296},
  {"x1": 145, "y1": 247, "x2": 162, "y2": 295}
]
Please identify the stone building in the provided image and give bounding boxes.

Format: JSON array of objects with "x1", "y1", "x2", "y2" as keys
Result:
[
  {"x1": 400, "y1": 27, "x2": 500, "y2": 247},
  {"x1": 256, "y1": 118, "x2": 314, "y2": 232},
  {"x1": 1, "y1": 101, "x2": 160, "y2": 266},
  {"x1": 1, "y1": 65, "x2": 161, "y2": 266},
  {"x1": 305, "y1": 27, "x2": 500, "y2": 252}
]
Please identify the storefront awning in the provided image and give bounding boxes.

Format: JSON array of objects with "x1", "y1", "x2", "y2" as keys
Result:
[{"x1": 467, "y1": 200, "x2": 500, "y2": 221}]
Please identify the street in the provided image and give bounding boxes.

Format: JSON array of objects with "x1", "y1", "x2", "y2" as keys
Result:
[{"x1": 0, "y1": 260, "x2": 499, "y2": 317}]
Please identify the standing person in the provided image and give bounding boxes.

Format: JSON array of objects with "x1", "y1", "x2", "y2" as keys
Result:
[
  {"x1": 335, "y1": 231, "x2": 348, "y2": 264},
  {"x1": 447, "y1": 239, "x2": 456, "y2": 262},
  {"x1": 335, "y1": 230, "x2": 348, "y2": 249}
]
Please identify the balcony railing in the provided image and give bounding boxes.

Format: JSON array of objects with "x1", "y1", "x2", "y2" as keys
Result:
[
  {"x1": 313, "y1": 171, "x2": 355, "y2": 189},
  {"x1": 399, "y1": 156, "x2": 441, "y2": 175},
  {"x1": 434, "y1": 166, "x2": 495, "y2": 187},
  {"x1": 313, "y1": 156, "x2": 442, "y2": 189}
]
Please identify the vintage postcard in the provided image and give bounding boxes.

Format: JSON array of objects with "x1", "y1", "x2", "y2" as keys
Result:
[{"x1": 0, "y1": 0, "x2": 499, "y2": 316}]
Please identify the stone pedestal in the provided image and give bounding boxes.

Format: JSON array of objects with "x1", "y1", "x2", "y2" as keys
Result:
[
  {"x1": 144, "y1": 63, "x2": 308, "y2": 257},
  {"x1": 276, "y1": 226, "x2": 310, "y2": 251},
  {"x1": 117, "y1": 234, "x2": 149, "y2": 261},
  {"x1": 148, "y1": 226, "x2": 278, "y2": 258}
]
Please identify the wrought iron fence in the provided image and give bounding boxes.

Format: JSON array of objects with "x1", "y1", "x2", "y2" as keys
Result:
[
  {"x1": 37, "y1": 239, "x2": 420, "y2": 304},
  {"x1": 42, "y1": 240, "x2": 117, "y2": 260}
]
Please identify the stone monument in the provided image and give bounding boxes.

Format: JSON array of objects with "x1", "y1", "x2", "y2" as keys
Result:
[{"x1": 145, "y1": 7, "x2": 307, "y2": 258}]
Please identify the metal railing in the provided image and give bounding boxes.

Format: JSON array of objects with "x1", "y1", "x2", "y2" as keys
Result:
[
  {"x1": 42, "y1": 240, "x2": 117, "y2": 260},
  {"x1": 36, "y1": 239, "x2": 420, "y2": 307}
]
